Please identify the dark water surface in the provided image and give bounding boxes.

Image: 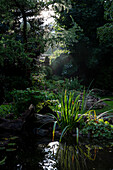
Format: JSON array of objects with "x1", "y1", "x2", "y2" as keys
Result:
[{"x1": 0, "y1": 135, "x2": 113, "y2": 170}]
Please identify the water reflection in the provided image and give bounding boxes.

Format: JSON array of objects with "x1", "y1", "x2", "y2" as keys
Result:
[
  {"x1": 1, "y1": 135, "x2": 113, "y2": 170},
  {"x1": 40, "y1": 141, "x2": 59, "y2": 170},
  {"x1": 41, "y1": 141, "x2": 113, "y2": 170},
  {"x1": 0, "y1": 135, "x2": 48, "y2": 170}
]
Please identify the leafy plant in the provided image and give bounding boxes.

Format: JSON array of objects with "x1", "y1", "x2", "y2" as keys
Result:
[
  {"x1": 64, "y1": 77, "x2": 83, "y2": 91},
  {"x1": 10, "y1": 88, "x2": 47, "y2": 115},
  {"x1": 82, "y1": 118, "x2": 113, "y2": 139},
  {"x1": 51, "y1": 88, "x2": 113, "y2": 141},
  {"x1": 81, "y1": 110, "x2": 113, "y2": 139},
  {"x1": 52, "y1": 90, "x2": 86, "y2": 141},
  {"x1": 0, "y1": 104, "x2": 14, "y2": 118}
]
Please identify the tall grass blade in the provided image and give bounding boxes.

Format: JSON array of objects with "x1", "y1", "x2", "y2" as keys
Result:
[
  {"x1": 94, "y1": 110, "x2": 97, "y2": 120},
  {"x1": 97, "y1": 109, "x2": 113, "y2": 119},
  {"x1": 102, "y1": 115, "x2": 113, "y2": 119},
  {"x1": 52, "y1": 121, "x2": 57, "y2": 141},
  {"x1": 85, "y1": 80, "x2": 94, "y2": 97},
  {"x1": 68, "y1": 92, "x2": 73, "y2": 123},
  {"x1": 64, "y1": 90, "x2": 68, "y2": 123},
  {"x1": 59, "y1": 125, "x2": 69, "y2": 142},
  {"x1": 0, "y1": 156, "x2": 7, "y2": 165},
  {"x1": 88, "y1": 98, "x2": 112, "y2": 111},
  {"x1": 72, "y1": 95, "x2": 80, "y2": 118},
  {"x1": 74, "y1": 100, "x2": 80, "y2": 120},
  {"x1": 61, "y1": 96, "x2": 65, "y2": 122},
  {"x1": 80, "y1": 89, "x2": 86, "y2": 114},
  {"x1": 76, "y1": 127, "x2": 79, "y2": 144}
]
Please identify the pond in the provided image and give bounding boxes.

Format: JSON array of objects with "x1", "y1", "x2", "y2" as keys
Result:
[{"x1": 0, "y1": 135, "x2": 113, "y2": 170}]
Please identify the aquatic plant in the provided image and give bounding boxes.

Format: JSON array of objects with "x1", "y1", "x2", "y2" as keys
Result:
[
  {"x1": 52, "y1": 89, "x2": 113, "y2": 141},
  {"x1": 52, "y1": 90, "x2": 86, "y2": 141},
  {"x1": 55, "y1": 142, "x2": 97, "y2": 170}
]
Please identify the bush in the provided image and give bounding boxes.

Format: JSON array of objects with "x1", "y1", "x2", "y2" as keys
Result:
[
  {"x1": 10, "y1": 89, "x2": 46, "y2": 115},
  {"x1": 0, "y1": 37, "x2": 33, "y2": 103},
  {"x1": 0, "y1": 104, "x2": 14, "y2": 118},
  {"x1": 64, "y1": 77, "x2": 83, "y2": 91},
  {"x1": 81, "y1": 119, "x2": 113, "y2": 139}
]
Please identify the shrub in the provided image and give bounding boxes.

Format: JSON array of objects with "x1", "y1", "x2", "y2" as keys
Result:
[
  {"x1": 81, "y1": 110, "x2": 113, "y2": 139},
  {"x1": 64, "y1": 77, "x2": 83, "y2": 91},
  {"x1": 81, "y1": 118, "x2": 113, "y2": 139},
  {"x1": 0, "y1": 104, "x2": 14, "y2": 118},
  {"x1": 10, "y1": 89, "x2": 46, "y2": 115}
]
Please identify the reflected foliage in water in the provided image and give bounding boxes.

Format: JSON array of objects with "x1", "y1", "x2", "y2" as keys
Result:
[
  {"x1": 0, "y1": 135, "x2": 113, "y2": 170},
  {"x1": 41, "y1": 141, "x2": 113, "y2": 170}
]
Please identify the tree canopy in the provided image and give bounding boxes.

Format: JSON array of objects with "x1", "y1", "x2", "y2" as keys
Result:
[
  {"x1": 51, "y1": 0, "x2": 113, "y2": 90},
  {"x1": 1, "y1": 0, "x2": 113, "y2": 105},
  {"x1": 0, "y1": 0, "x2": 54, "y2": 103}
]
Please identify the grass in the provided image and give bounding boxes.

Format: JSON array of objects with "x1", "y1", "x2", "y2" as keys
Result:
[
  {"x1": 52, "y1": 90, "x2": 86, "y2": 142},
  {"x1": 95, "y1": 96, "x2": 113, "y2": 115},
  {"x1": 51, "y1": 91, "x2": 113, "y2": 142}
]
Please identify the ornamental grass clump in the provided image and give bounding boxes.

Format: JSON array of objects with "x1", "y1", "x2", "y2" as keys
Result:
[
  {"x1": 52, "y1": 90, "x2": 86, "y2": 141},
  {"x1": 52, "y1": 89, "x2": 113, "y2": 141}
]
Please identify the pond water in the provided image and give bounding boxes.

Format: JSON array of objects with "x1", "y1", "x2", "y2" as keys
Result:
[{"x1": 0, "y1": 135, "x2": 113, "y2": 170}]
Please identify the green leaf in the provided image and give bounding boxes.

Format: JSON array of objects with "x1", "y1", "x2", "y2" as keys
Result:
[
  {"x1": 64, "y1": 90, "x2": 68, "y2": 123},
  {"x1": 52, "y1": 121, "x2": 57, "y2": 141},
  {"x1": 9, "y1": 136, "x2": 18, "y2": 140},
  {"x1": 6, "y1": 148, "x2": 16, "y2": 152},
  {"x1": 0, "y1": 157, "x2": 7, "y2": 165},
  {"x1": 8, "y1": 143, "x2": 16, "y2": 146},
  {"x1": 59, "y1": 125, "x2": 69, "y2": 142}
]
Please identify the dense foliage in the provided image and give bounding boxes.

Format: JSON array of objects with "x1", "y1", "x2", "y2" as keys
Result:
[
  {"x1": 0, "y1": 0, "x2": 113, "y2": 143},
  {"x1": 0, "y1": 0, "x2": 51, "y2": 103},
  {"x1": 51, "y1": 0, "x2": 113, "y2": 90}
]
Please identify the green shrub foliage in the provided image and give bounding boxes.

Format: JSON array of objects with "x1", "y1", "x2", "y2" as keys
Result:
[{"x1": 52, "y1": 0, "x2": 113, "y2": 90}]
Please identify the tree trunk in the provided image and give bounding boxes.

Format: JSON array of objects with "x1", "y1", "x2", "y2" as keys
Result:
[{"x1": 22, "y1": 10, "x2": 27, "y2": 49}]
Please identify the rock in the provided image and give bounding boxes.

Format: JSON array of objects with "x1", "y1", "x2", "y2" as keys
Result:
[
  {"x1": 0, "y1": 104, "x2": 36, "y2": 133},
  {"x1": 35, "y1": 114, "x2": 54, "y2": 125},
  {"x1": 35, "y1": 113, "x2": 54, "y2": 132},
  {"x1": 34, "y1": 113, "x2": 55, "y2": 136},
  {"x1": 33, "y1": 128, "x2": 49, "y2": 136},
  {"x1": 21, "y1": 104, "x2": 35, "y2": 121},
  {"x1": 0, "y1": 119, "x2": 23, "y2": 132},
  {"x1": 91, "y1": 88, "x2": 113, "y2": 97}
]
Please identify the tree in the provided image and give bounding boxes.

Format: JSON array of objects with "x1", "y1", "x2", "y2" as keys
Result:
[
  {"x1": 0, "y1": 0, "x2": 54, "y2": 103},
  {"x1": 52, "y1": 0, "x2": 113, "y2": 90},
  {"x1": 0, "y1": 0, "x2": 46, "y2": 50}
]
